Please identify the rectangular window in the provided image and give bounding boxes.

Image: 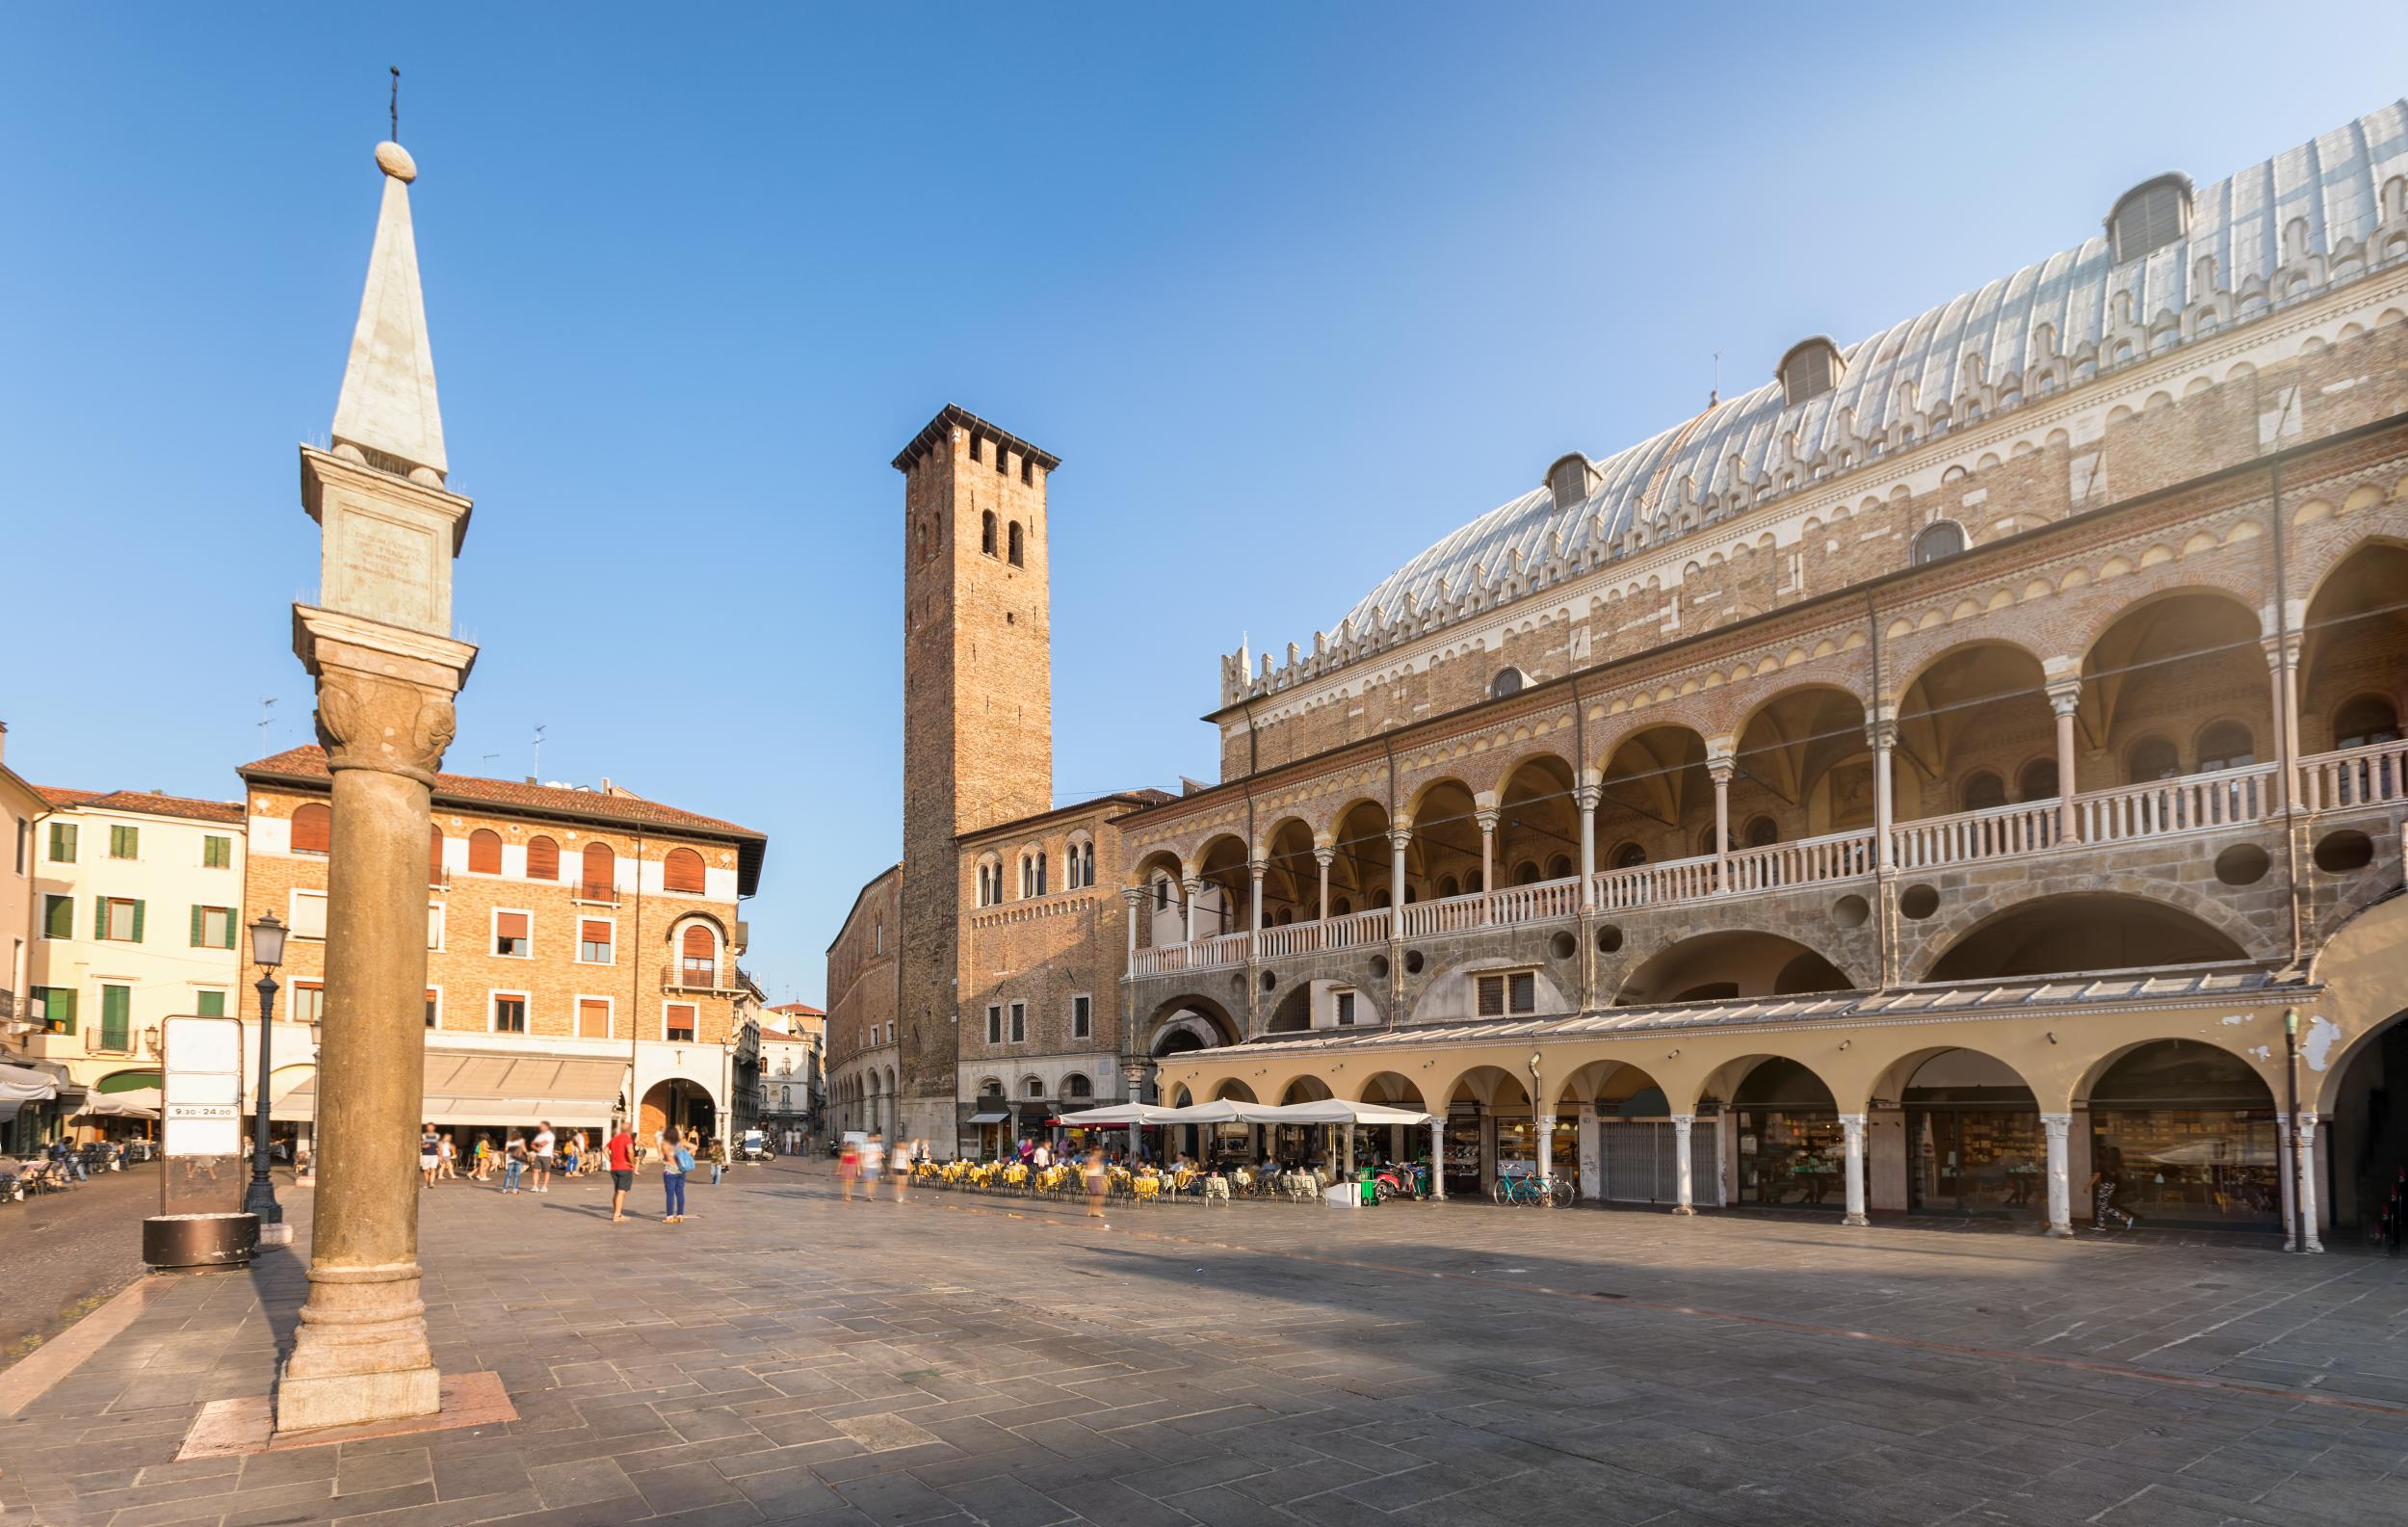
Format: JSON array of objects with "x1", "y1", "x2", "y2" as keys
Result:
[
  {"x1": 96, "y1": 897, "x2": 144, "y2": 942},
  {"x1": 426, "y1": 988, "x2": 441, "y2": 1028},
  {"x1": 99, "y1": 985, "x2": 132, "y2": 1052},
  {"x1": 428, "y1": 903, "x2": 444, "y2": 951},
  {"x1": 1478, "y1": 972, "x2": 1537, "y2": 1016},
  {"x1": 13, "y1": 819, "x2": 24, "y2": 875},
  {"x1": 48, "y1": 822, "x2": 77, "y2": 863},
  {"x1": 665, "y1": 1003, "x2": 696, "y2": 1042},
  {"x1": 1071, "y1": 994, "x2": 1091, "y2": 1040},
  {"x1": 289, "y1": 889, "x2": 327, "y2": 939},
  {"x1": 195, "y1": 989, "x2": 225, "y2": 1017},
  {"x1": 577, "y1": 997, "x2": 612, "y2": 1039},
  {"x1": 109, "y1": 824, "x2": 139, "y2": 860},
  {"x1": 492, "y1": 994, "x2": 528, "y2": 1034},
  {"x1": 37, "y1": 986, "x2": 75, "y2": 1036},
  {"x1": 986, "y1": 1005, "x2": 1002, "y2": 1044},
  {"x1": 578, "y1": 919, "x2": 614, "y2": 963},
  {"x1": 290, "y1": 981, "x2": 325, "y2": 1025},
  {"x1": 1008, "y1": 1001, "x2": 1026, "y2": 1043},
  {"x1": 41, "y1": 894, "x2": 72, "y2": 940},
  {"x1": 494, "y1": 910, "x2": 531, "y2": 958},
  {"x1": 194, "y1": 906, "x2": 236, "y2": 949},
  {"x1": 1335, "y1": 990, "x2": 1356, "y2": 1026},
  {"x1": 202, "y1": 834, "x2": 232, "y2": 869}
]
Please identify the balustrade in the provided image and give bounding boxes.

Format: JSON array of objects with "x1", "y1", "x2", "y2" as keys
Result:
[
  {"x1": 2073, "y1": 762, "x2": 2275, "y2": 843},
  {"x1": 1720, "y1": 829, "x2": 1874, "y2": 894},
  {"x1": 1890, "y1": 800, "x2": 2061, "y2": 869},
  {"x1": 2295, "y1": 741, "x2": 2408, "y2": 813},
  {"x1": 1592, "y1": 853, "x2": 1718, "y2": 909}
]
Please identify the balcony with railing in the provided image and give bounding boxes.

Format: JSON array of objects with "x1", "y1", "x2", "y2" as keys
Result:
[{"x1": 1123, "y1": 747, "x2": 2395, "y2": 983}]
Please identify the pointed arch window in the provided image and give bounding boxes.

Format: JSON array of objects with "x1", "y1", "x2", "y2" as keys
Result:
[{"x1": 664, "y1": 847, "x2": 706, "y2": 895}]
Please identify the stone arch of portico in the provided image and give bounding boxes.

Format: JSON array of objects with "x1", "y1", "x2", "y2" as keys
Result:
[
  {"x1": 1866, "y1": 1043, "x2": 2048, "y2": 1112},
  {"x1": 1592, "y1": 722, "x2": 1716, "y2": 858},
  {"x1": 1254, "y1": 815, "x2": 1319, "y2": 921},
  {"x1": 1881, "y1": 633, "x2": 2055, "y2": 714},
  {"x1": 1350, "y1": 1071, "x2": 1428, "y2": 1110},
  {"x1": 1606, "y1": 924, "x2": 1863, "y2": 1007},
  {"x1": 1909, "y1": 880, "x2": 2264, "y2": 982},
  {"x1": 2296, "y1": 530, "x2": 2408, "y2": 622},
  {"x1": 2071, "y1": 1032, "x2": 2283, "y2": 1115},
  {"x1": 2067, "y1": 579, "x2": 2268, "y2": 666},
  {"x1": 1130, "y1": 847, "x2": 1185, "y2": 894},
  {"x1": 1144, "y1": 993, "x2": 1243, "y2": 1058},
  {"x1": 1698, "y1": 1050, "x2": 1863, "y2": 1115},
  {"x1": 1556, "y1": 1057, "x2": 1672, "y2": 1115}
]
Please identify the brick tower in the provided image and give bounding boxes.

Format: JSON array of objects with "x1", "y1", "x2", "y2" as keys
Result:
[{"x1": 891, "y1": 405, "x2": 1059, "y2": 1145}]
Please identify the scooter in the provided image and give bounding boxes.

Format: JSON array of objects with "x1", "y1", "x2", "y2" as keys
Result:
[{"x1": 1373, "y1": 1161, "x2": 1427, "y2": 1202}]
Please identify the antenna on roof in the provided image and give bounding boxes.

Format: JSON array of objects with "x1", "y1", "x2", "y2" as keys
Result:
[
  {"x1": 481, "y1": 753, "x2": 500, "y2": 771},
  {"x1": 1710, "y1": 349, "x2": 1722, "y2": 408},
  {"x1": 532, "y1": 724, "x2": 547, "y2": 780},
  {"x1": 258, "y1": 698, "x2": 276, "y2": 750}
]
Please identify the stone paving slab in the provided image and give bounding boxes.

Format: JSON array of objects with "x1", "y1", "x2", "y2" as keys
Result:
[{"x1": 1, "y1": 1162, "x2": 2405, "y2": 1526}]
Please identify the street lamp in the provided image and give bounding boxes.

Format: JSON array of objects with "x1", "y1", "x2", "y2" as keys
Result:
[{"x1": 244, "y1": 912, "x2": 286, "y2": 1226}]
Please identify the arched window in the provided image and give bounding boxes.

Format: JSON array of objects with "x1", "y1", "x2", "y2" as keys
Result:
[
  {"x1": 2128, "y1": 737, "x2": 2180, "y2": 782},
  {"x1": 1023, "y1": 1077, "x2": 1044, "y2": 1098},
  {"x1": 2334, "y1": 696, "x2": 2402, "y2": 749},
  {"x1": 467, "y1": 829, "x2": 503, "y2": 875},
  {"x1": 2017, "y1": 758, "x2": 2060, "y2": 802},
  {"x1": 428, "y1": 826, "x2": 446, "y2": 886},
  {"x1": 1778, "y1": 337, "x2": 1844, "y2": 406},
  {"x1": 2195, "y1": 721, "x2": 2255, "y2": 773},
  {"x1": 1612, "y1": 842, "x2": 1648, "y2": 870},
  {"x1": 1546, "y1": 853, "x2": 1574, "y2": 880},
  {"x1": 979, "y1": 1078, "x2": 1004, "y2": 1099},
  {"x1": 664, "y1": 847, "x2": 706, "y2": 894},
  {"x1": 1064, "y1": 837, "x2": 1094, "y2": 889},
  {"x1": 1465, "y1": 869, "x2": 1483, "y2": 893},
  {"x1": 1332, "y1": 895, "x2": 1353, "y2": 915},
  {"x1": 1064, "y1": 1072, "x2": 1092, "y2": 1099},
  {"x1": 580, "y1": 841, "x2": 615, "y2": 900},
  {"x1": 1962, "y1": 772, "x2": 2007, "y2": 811},
  {"x1": 1743, "y1": 817, "x2": 1779, "y2": 848},
  {"x1": 1912, "y1": 520, "x2": 1966, "y2": 565},
  {"x1": 1514, "y1": 860, "x2": 1542, "y2": 886},
  {"x1": 1438, "y1": 874, "x2": 1460, "y2": 899},
  {"x1": 681, "y1": 925, "x2": 717, "y2": 987},
  {"x1": 525, "y1": 835, "x2": 559, "y2": 881},
  {"x1": 981, "y1": 511, "x2": 997, "y2": 556},
  {"x1": 291, "y1": 802, "x2": 331, "y2": 856},
  {"x1": 1007, "y1": 522, "x2": 1025, "y2": 566},
  {"x1": 2108, "y1": 175, "x2": 2191, "y2": 264},
  {"x1": 1490, "y1": 668, "x2": 1526, "y2": 700}
]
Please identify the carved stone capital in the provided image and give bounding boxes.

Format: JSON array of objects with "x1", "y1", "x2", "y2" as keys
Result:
[
  {"x1": 1474, "y1": 808, "x2": 1502, "y2": 834},
  {"x1": 294, "y1": 604, "x2": 477, "y2": 786},
  {"x1": 2044, "y1": 676, "x2": 2084, "y2": 715},
  {"x1": 1312, "y1": 844, "x2": 1336, "y2": 868}
]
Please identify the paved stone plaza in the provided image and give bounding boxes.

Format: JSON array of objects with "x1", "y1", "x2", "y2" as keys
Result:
[{"x1": 2, "y1": 1161, "x2": 2405, "y2": 1527}]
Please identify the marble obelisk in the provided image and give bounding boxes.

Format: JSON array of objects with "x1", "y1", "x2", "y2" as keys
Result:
[{"x1": 275, "y1": 139, "x2": 478, "y2": 1434}]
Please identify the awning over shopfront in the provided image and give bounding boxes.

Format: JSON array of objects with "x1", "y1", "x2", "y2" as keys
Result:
[
  {"x1": 966, "y1": 1111, "x2": 1011, "y2": 1124},
  {"x1": 0, "y1": 1063, "x2": 60, "y2": 1107},
  {"x1": 1058, "y1": 1099, "x2": 1438, "y2": 1128},
  {"x1": 75, "y1": 1088, "x2": 161, "y2": 1119},
  {"x1": 276, "y1": 1050, "x2": 623, "y2": 1128}
]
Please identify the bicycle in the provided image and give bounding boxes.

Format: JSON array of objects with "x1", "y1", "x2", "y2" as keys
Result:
[{"x1": 1490, "y1": 1171, "x2": 1576, "y2": 1207}]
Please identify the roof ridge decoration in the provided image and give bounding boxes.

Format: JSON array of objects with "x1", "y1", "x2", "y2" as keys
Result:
[
  {"x1": 329, "y1": 142, "x2": 447, "y2": 487},
  {"x1": 1222, "y1": 98, "x2": 2408, "y2": 708}
]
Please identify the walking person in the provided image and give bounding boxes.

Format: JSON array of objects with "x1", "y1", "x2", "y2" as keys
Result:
[
  {"x1": 661, "y1": 1126, "x2": 691, "y2": 1224},
  {"x1": 707, "y1": 1136, "x2": 726, "y2": 1186},
  {"x1": 1082, "y1": 1145, "x2": 1108, "y2": 1224},
  {"x1": 420, "y1": 1123, "x2": 440, "y2": 1189},
  {"x1": 471, "y1": 1135, "x2": 491, "y2": 1182},
  {"x1": 2090, "y1": 1147, "x2": 2140, "y2": 1230},
  {"x1": 607, "y1": 1119, "x2": 637, "y2": 1223},
  {"x1": 838, "y1": 1136, "x2": 861, "y2": 1202},
  {"x1": 862, "y1": 1130, "x2": 886, "y2": 1202},
  {"x1": 532, "y1": 1121, "x2": 555, "y2": 1194},
  {"x1": 503, "y1": 1132, "x2": 528, "y2": 1194},
  {"x1": 436, "y1": 1132, "x2": 458, "y2": 1182}
]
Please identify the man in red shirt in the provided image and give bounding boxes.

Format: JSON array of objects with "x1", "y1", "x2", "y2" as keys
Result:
[{"x1": 606, "y1": 1124, "x2": 638, "y2": 1223}]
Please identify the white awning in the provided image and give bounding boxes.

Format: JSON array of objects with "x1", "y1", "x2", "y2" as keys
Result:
[
  {"x1": 278, "y1": 1049, "x2": 623, "y2": 1128},
  {"x1": 966, "y1": 1111, "x2": 1011, "y2": 1124},
  {"x1": 0, "y1": 1063, "x2": 59, "y2": 1106},
  {"x1": 1143, "y1": 1099, "x2": 1436, "y2": 1127},
  {"x1": 76, "y1": 1088, "x2": 162, "y2": 1119}
]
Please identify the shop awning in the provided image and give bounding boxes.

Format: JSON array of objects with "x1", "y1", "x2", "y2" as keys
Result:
[
  {"x1": 76, "y1": 1088, "x2": 161, "y2": 1119},
  {"x1": 277, "y1": 1049, "x2": 623, "y2": 1128},
  {"x1": 966, "y1": 1111, "x2": 1011, "y2": 1124},
  {"x1": 0, "y1": 1063, "x2": 59, "y2": 1106},
  {"x1": 1124, "y1": 1099, "x2": 1438, "y2": 1127}
]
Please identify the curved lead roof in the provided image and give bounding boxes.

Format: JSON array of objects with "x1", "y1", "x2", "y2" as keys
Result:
[{"x1": 1337, "y1": 100, "x2": 2407, "y2": 636}]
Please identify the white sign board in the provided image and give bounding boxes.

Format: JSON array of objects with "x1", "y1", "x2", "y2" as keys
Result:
[{"x1": 164, "y1": 1014, "x2": 245, "y2": 1159}]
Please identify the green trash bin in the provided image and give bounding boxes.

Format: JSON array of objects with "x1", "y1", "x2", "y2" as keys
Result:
[{"x1": 1358, "y1": 1169, "x2": 1376, "y2": 1207}]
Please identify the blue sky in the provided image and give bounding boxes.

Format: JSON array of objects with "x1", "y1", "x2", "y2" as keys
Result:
[{"x1": 4, "y1": 5, "x2": 2401, "y2": 1006}]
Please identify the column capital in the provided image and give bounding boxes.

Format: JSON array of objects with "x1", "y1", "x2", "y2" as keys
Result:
[
  {"x1": 1387, "y1": 827, "x2": 1415, "y2": 852},
  {"x1": 1182, "y1": 875, "x2": 1205, "y2": 894},
  {"x1": 1838, "y1": 1112, "x2": 1868, "y2": 1129},
  {"x1": 1312, "y1": 844, "x2": 1336, "y2": 867},
  {"x1": 2262, "y1": 631, "x2": 2304, "y2": 669},
  {"x1": 1120, "y1": 885, "x2": 1144, "y2": 908},
  {"x1": 1705, "y1": 756, "x2": 1736, "y2": 786},
  {"x1": 2039, "y1": 1112, "x2": 2071, "y2": 1137},
  {"x1": 1669, "y1": 1112, "x2": 1695, "y2": 1127},
  {"x1": 1573, "y1": 783, "x2": 1603, "y2": 812},
  {"x1": 1866, "y1": 718, "x2": 1898, "y2": 750},
  {"x1": 2044, "y1": 675, "x2": 2083, "y2": 715},
  {"x1": 295, "y1": 605, "x2": 477, "y2": 787},
  {"x1": 1474, "y1": 807, "x2": 1501, "y2": 833},
  {"x1": 1248, "y1": 860, "x2": 1268, "y2": 880}
]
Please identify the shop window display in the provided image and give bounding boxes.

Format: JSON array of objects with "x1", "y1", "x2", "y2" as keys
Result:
[
  {"x1": 1904, "y1": 1049, "x2": 2043, "y2": 1220},
  {"x1": 2086, "y1": 1040, "x2": 2278, "y2": 1231},
  {"x1": 1735, "y1": 1058, "x2": 1843, "y2": 1209}
]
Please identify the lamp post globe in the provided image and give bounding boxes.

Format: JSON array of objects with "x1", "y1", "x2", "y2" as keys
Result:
[{"x1": 244, "y1": 913, "x2": 286, "y2": 1225}]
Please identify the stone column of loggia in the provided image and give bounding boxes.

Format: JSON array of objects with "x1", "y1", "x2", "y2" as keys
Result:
[
  {"x1": 2046, "y1": 679, "x2": 2082, "y2": 843},
  {"x1": 1182, "y1": 877, "x2": 1203, "y2": 944},
  {"x1": 1535, "y1": 1112, "x2": 1555, "y2": 1194},
  {"x1": 1840, "y1": 1113, "x2": 1870, "y2": 1225},
  {"x1": 2295, "y1": 1113, "x2": 2324, "y2": 1252},
  {"x1": 1670, "y1": 1113, "x2": 1696, "y2": 1214},
  {"x1": 1427, "y1": 1118, "x2": 1445, "y2": 1199},
  {"x1": 1122, "y1": 886, "x2": 1139, "y2": 959},
  {"x1": 1575, "y1": 784, "x2": 1600, "y2": 908},
  {"x1": 1708, "y1": 757, "x2": 1734, "y2": 891},
  {"x1": 1476, "y1": 808, "x2": 1497, "y2": 922},
  {"x1": 1312, "y1": 845, "x2": 1332, "y2": 926},
  {"x1": 2041, "y1": 1113, "x2": 2074, "y2": 1237}
]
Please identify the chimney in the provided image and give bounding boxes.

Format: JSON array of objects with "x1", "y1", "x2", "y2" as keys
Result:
[{"x1": 524, "y1": 776, "x2": 537, "y2": 785}]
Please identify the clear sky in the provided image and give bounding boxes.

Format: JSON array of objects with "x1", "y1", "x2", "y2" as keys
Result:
[{"x1": 4, "y1": 5, "x2": 2401, "y2": 1007}]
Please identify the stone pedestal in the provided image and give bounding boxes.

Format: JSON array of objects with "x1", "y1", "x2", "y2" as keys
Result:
[{"x1": 275, "y1": 607, "x2": 474, "y2": 1434}]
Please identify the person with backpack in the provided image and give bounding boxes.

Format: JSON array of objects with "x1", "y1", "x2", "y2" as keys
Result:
[{"x1": 660, "y1": 1126, "x2": 692, "y2": 1223}]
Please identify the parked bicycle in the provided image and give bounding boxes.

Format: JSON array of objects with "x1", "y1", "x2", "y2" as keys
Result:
[{"x1": 1490, "y1": 1170, "x2": 1575, "y2": 1207}]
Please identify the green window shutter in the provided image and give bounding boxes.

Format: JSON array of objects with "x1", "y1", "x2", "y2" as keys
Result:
[
  {"x1": 191, "y1": 905, "x2": 204, "y2": 947},
  {"x1": 45, "y1": 987, "x2": 76, "y2": 1036},
  {"x1": 100, "y1": 986, "x2": 130, "y2": 1052},
  {"x1": 223, "y1": 910, "x2": 238, "y2": 950},
  {"x1": 131, "y1": 900, "x2": 145, "y2": 943},
  {"x1": 43, "y1": 896, "x2": 71, "y2": 939},
  {"x1": 196, "y1": 990, "x2": 225, "y2": 1017},
  {"x1": 93, "y1": 896, "x2": 106, "y2": 939}
]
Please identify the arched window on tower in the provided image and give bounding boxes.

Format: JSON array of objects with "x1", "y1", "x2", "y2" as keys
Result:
[
  {"x1": 981, "y1": 511, "x2": 997, "y2": 557},
  {"x1": 1008, "y1": 522, "x2": 1025, "y2": 566}
]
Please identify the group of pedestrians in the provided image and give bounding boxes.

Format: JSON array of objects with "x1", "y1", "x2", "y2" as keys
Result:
[{"x1": 605, "y1": 1121, "x2": 718, "y2": 1224}]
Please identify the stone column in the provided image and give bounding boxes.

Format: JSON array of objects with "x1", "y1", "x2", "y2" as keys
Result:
[
  {"x1": 2295, "y1": 1113, "x2": 2323, "y2": 1252},
  {"x1": 1313, "y1": 845, "x2": 1333, "y2": 924},
  {"x1": 1670, "y1": 1113, "x2": 1696, "y2": 1214},
  {"x1": 277, "y1": 612, "x2": 475, "y2": 1432},
  {"x1": 1428, "y1": 1117, "x2": 1445, "y2": 1199},
  {"x1": 1183, "y1": 877, "x2": 1204, "y2": 943},
  {"x1": 2275, "y1": 1111, "x2": 2297, "y2": 1250},
  {"x1": 1122, "y1": 887, "x2": 1140, "y2": 959},
  {"x1": 1247, "y1": 861, "x2": 1266, "y2": 938},
  {"x1": 1840, "y1": 1113, "x2": 1869, "y2": 1225},
  {"x1": 1388, "y1": 827, "x2": 1411, "y2": 942},
  {"x1": 1578, "y1": 1105, "x2": 1601, "y2": 1201},
  {"x1": 1536, "y1": 1112, "x2": 1555, "y2": 1195},
  {"x1": 2041, "y1": 1112, "x2": 2073, "y2": 1237},
  {"x1": 1479, "y1": 1110, "x2": 1497, "y2": 1194},
  {"x1": 1341, "y1": 1123, "x2": 1354, "y2": 1177},
  {"x1": 1576, "y1": 784, "x2": 1600, "y2": 908},
  {"x1": 2265, "y1": 636, "x2": 2302, "y2": 814},
  {"x1": 1476, "y1": 807, "x2": 1498, "y2": 919},
  {"x1": 2046, "y1": 678, "x2": 2082, "y2": 843},
  {"x1": 1868, "y1": 716, "x2": 1898, "y2": 871},
  {"x1": 1708, "y1": 757, "x2": 1733, "y2": 890}
]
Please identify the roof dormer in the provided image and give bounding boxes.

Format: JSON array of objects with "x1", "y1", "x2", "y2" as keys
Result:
[
  {"x1": 1777, "y1": 336, "x2": 1844, "y2": 407},
  {"x1": 2107, "y1": 173, "x2": 2193, "y2": 264},
  {"x1": 1545, "y1": 453, "x2": 1599, "y2": 507}
]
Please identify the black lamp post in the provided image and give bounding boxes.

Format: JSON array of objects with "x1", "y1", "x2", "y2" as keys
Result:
[{"x1": 245, "y1": 912, "x2": 287, "y2": 1224}]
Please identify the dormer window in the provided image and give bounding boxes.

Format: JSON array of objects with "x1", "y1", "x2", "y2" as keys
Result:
[
  {"x1": 1912, "y1": 520, "x2": 1966, "y2": 565},
  {"x1": 1545, "y1": 453, "x2": 1598, "y2": 508},
  {"x1": 1489, "y1": 667, "x2": 1529, "y2": 700},
  {"x1": 2107, "y1": 174, "x2": 2191, "y2": 264},
  {"x1": 1777, "y1": 338, "x2": 1844, "y2": 407}
]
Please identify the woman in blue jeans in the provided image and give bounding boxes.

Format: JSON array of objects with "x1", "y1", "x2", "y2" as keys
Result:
[{"x1": 659, "y1": 1127, "x2": 688, "y2": 1223}]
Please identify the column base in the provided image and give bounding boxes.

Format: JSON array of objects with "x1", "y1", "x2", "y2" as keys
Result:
[
  {"x1": 274, "y1": 1262, "x2": 440, "y2": 1435},
  {"x1": 273, "y1": 1366, "x2": 441, "y2": 1435},
  {"x1": 1842, "y1": 1213, "x2": 1870, "y2": 1226},
  {"x1": 1671, "y1": 1204, "x2": 1696, "y2": 1216},
  {"x1": 2044, "y1": 1224, "x2": 2074, "y2": 1239}
]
